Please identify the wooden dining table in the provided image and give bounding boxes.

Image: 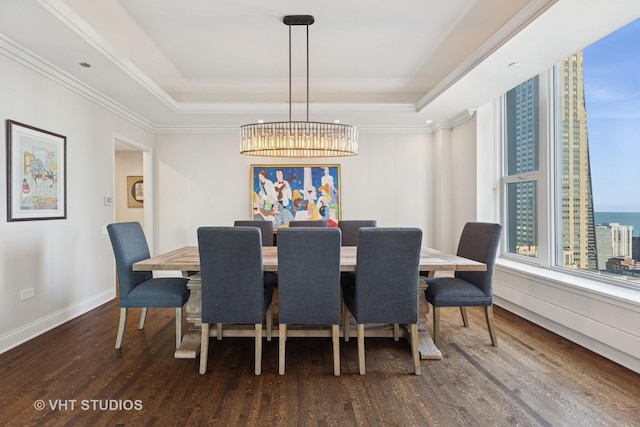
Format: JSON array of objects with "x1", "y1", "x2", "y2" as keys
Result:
[{"x1": 133, "y1": 246, "x2": 486, "y2": 360}]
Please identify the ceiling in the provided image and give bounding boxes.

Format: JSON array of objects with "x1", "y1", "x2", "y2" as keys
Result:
[{"x1": 1, "y1": 0, "x2": 639, "y2": 131}]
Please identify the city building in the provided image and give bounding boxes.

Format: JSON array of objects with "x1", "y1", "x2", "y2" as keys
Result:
[
  {"x1": 559, "y1": 51, "x2": 598, "y2": 270},
  {"x1": 595, "y1": 224, "x2": 614, "y2": 270}
]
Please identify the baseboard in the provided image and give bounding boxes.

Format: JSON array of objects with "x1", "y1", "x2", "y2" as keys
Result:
[{"x1": 0, "y1": 290, "x2": 115, "y2": 354}]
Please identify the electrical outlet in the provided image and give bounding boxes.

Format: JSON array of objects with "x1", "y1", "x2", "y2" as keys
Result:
[{"x1": 20, "y1": 288, "x2": 34, "y2": 300}]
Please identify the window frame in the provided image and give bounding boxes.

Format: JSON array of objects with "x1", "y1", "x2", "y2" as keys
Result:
[
  {"x1": 498, "y1": 66, "x2": 640, "y2": 290},
  {"x1": 500, "y1": 71, "x2": 552, "y2": 266}
]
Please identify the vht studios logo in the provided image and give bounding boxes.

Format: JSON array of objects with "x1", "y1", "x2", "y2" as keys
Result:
[{"x1": 34, "y1": 399, "x2": 143, "y2": 411}]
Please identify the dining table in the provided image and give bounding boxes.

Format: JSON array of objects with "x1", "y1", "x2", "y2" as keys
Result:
[{"x1": 133, "y1": 245, "x2": 486, "y2": 360}]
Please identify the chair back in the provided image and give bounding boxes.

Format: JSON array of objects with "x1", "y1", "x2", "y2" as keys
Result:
[
  {"x1": 234, "y1": 220, "x2": 274, "y2": 246},
  {"x1": 338, "y1": 220, "x2": 377, "y2": 246},
  {"x1": 277, "y1": 228, "x2": 342, "y2": 324},
  {"x1": 455, "y1": 222, "x2": 503, "y2": 297},
  {"x1": 107, "y1": 222, "x2": 153, "y2": 301},
  {"x1": 288, "y1": 220, "x2": 328, "y2": 228},
  {"x1": 198, "y1": 226, "x2": 270, "y2": 324},
  {"x1": 354, "y1": 227, "x2": 422, "y2": 324}
]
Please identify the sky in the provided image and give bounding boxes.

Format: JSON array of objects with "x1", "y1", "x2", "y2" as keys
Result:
[{"x1": 583, "y1": 18, "x2": 640, "y2": 212}]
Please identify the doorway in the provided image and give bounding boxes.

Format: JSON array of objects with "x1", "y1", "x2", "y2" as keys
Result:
[{"x1": 113, "y1": 133, "x2": 154, "y2": 253}]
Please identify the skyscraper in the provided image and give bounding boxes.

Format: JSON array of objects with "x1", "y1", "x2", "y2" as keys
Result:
[
  {"x1": 560, "y1": 51, "x2": 597, "y2": 270},
  {"x1": 505, "y1": 77, "x2": 539, "y2": 256}
]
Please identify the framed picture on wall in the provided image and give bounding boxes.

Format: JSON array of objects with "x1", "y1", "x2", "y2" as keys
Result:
[
  {"x1": 6, "y1": 120, "x2": 67, "y2": 222},
  {"x1": 250, "y1": 164, "x2": 341, "y2": 228},
  {"x1": 127, "y1": 176, "x2": 144, "y2": 208}
]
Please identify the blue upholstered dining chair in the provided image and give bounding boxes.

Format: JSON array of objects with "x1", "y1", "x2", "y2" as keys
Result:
[
  {"x1": 277, "y1": 227, "x2": 342, "y2": 375},
  {"x1": 197, "y1": 226, "x2": 274, "y2": 375},
  {"x1": 107, "y1": 222, "x2": 190, "y2": 350},
  {"x1": 338, "y1": 220, "x2": 377, "y2": 246},
  {"x1": 234, "y1": 220, "x2": 274, "y2": 246},
  {"x1": 288, "y1": 220, "x2": 328, "y2": 227},
  {"x1": 424, "y1": 222, "x2": 503, "y2": 347},
  {"x1": 342, "y1": 227, "x2": 423, "y2": 375}
]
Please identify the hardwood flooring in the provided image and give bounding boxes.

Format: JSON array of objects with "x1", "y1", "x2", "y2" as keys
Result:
[{"x1": 1, "y1": 300, "x2": 638, "y2": 426}]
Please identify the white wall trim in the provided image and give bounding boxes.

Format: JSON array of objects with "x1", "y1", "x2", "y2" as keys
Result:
[{"x1": 0, "y1": 290, "x2": 115, "y2": 355}]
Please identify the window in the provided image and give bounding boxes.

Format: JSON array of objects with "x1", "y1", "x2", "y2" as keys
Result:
[
  {"x1": 502, "y1": 77, "x2": 540, "y2": 258},
  {"x1": 500, "y1": 18, "x2": 640, "y2": 286}
]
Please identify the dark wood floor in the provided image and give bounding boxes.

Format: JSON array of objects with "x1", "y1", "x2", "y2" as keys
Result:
[{"x1": 1, "y1": 299, "x2": 639, "y2": 427}]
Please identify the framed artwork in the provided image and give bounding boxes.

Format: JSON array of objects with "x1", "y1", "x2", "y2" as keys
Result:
[
  {"x1": 127, "y1": 176, "x2": 144, "y2": 208},
  {"x1": 6, "y1": 120, "x2": 67, "y2": 221},
  {"x1": 250, "y1": 164, "x2": 341, "y2": 228}
]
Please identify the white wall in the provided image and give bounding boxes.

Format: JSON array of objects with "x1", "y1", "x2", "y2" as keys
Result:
[
  {"x1": 152, "y1": 132, "x2": 435, "y2": 253},
  {"x1": 0, "y1": 52, "x2": 153, "y2": 353}
]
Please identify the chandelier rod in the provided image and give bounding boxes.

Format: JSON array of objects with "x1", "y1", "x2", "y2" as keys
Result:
[
  {"x1": 286, "y1": 17, "x2": 312, "y2": 124},
  {"x1": 306, "y1": 22, "x2": 310, "y2": 122},
  {"x1": 288, "y1": 23, "x2": 291, "y2": 123}
]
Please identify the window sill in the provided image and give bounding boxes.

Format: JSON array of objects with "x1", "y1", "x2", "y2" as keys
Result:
[{"x1": 495, "y1": 258, "x2": 640, "y2": 307}]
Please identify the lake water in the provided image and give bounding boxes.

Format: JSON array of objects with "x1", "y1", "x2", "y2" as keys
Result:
[{"x1": 594, "y1": 212, "x2": 640, "y2": 237}]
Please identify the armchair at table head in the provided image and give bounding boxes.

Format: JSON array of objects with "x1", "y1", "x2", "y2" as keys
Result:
[
  {"x1": 197, "y1": 226, "x2": 274, "y2": 375},
  {"x1": 277, "y1": 227, "x2": 342, "y2": 375},
  {"x1": 424, "y1": 222, "x2": 503, "y2": 347},
  {"x1": 288, "y1": 220, "x2": 328, "y2": 227},
  {"x1": 106, "y1": 222, "x2": 190, "y2": 350},
  {"x1": 338, "y1": 220, "x2": 377, "y2": 246},
  {"x1": 233, "y1": 220, "x2": 274, "y2": 246},
  {"x1": 341, "y1": 227, "x2": 423, "y2": 375}
]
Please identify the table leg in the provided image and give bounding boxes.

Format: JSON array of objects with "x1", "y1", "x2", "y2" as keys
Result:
[
  {"x1": 175, "y1": 272, "x2": 202, "y2": 359},
  {"x1": 417, "y1": 274, "x2": 442, "y2": 360}
]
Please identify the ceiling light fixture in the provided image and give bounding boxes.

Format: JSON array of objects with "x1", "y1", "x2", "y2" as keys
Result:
[{"x1": 240, "y1": 15, "x2": 358, "y2": 157}]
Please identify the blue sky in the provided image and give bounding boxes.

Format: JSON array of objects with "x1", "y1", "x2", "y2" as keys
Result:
[{"x1": 583, "y1": 18, "x2": 640, "y2": 212}]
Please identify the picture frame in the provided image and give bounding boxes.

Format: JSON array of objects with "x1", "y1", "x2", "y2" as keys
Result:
[
  {"x1": 127, "y1": 176, "x2": 144, "y2": 208},
  {"x1": 6, "y1": 120, "x2": 67, "y2": 222},
  {"x1": 250, "y1": 164, "x2": 341, "y2": 228}
]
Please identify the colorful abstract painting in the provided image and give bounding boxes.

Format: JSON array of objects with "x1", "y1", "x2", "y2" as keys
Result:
[{"x1": 250, "y1": 164, "x2": 341, "y2": 228}]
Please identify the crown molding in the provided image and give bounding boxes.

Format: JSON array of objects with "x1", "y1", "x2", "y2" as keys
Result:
[
  {"x1": 38, "y1": 0, "x2": 180, "y2": 113},
  {"x1": 2, "y1": 35, "x2": 433, "y2": 135},
  {"x1": 153, "y1": 124, "x2": 430, "y2": 135},
  {"x1": 416, "y1": 0, "x2": 558, "y2": 112},
  {"x1": 0, "y1": 34, "x2": 154, "y2": 132}
]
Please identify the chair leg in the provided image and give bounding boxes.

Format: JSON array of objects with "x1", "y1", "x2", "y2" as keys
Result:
[
  {"x1": 266, "y1": 303, "x2": 273, "y2": 342},
  {"x1": 199, "y1": 323, "x2": 210, "y2": 374},
  {"x1": 410, "y1": 323, "x2": 421, "y2": 376},
  {"x1": 357, "y1": 323, "x2": 365, "y2": 375},
  {"x1": 485, "y1": 305, "x2": 498, "y2": 346},
  {"x1": 344, "y1": 308, "x2": 350, "y2": 342},
  {"x1": 393, "y1": 323, "x2": 400, "y2": 341},
  {"x1": 115, "y1": 307, "x2": 127, "y2": 349},
  {"x1": 138, "y1": 307, "x2": 147, "y2": 329},
  {"x1": 432, "y1": 306, "x2": 441, "y2": 347},
  {"x1": 460, "y1": 307, "x2": 469, "y2": 327},
  {"x1": 216, "y1": 323, "x2": 223, "y2": 340},
  {"x1": 332, "y1": 324, "x2": 340, "y2": 376},
  {"x1": 175, "y1": 307, "x2": 183, "y2": 349},
  {"x1": 255, "y1": 323, "x2": 262, "y2": 375},
  {"x1": 279, "y1": 323, "x2": 287, "y2": 375}
]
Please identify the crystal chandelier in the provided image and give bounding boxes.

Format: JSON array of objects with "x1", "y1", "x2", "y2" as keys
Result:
[{"x1": 240, "y1": 15, "x2": 358, "y2": 157}]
